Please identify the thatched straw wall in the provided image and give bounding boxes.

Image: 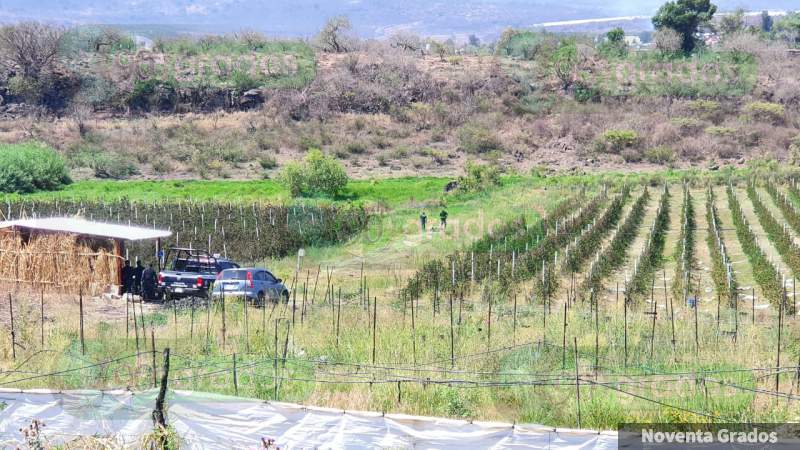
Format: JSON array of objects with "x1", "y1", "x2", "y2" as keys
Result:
[{"x1": 0, "y1": 232, "x2": 119, "y2": 295}]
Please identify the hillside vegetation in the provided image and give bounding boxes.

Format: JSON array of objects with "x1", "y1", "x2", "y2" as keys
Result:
[{"x1": 0, "y1": 11, "x2": 796, "y2": 182}]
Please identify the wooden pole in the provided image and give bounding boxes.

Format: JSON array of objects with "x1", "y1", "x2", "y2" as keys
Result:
[
  {"x1": 273, "y1": 319, "x2": 279, "y2": 400},
  {"x1": 221, "y1": 290, "x2": 227, "y2": 348},
  {"x1": 623, "y1": 292, "x2": 628, "y2": 367},
  {"x1": 40, "y1": 290, "x2": 44, "y2": 348},
  {"x1": 336, "y1": 287, "x2": 342, "y2": 348},
  {"x1": 8, "y1": 294, "x2": 15, "y2": 360},
  {"x1": 79, "y1": 288, "x2": 85, "y2": 355},
  {"x1": 562, "y1": 302, "x2": 568, "y2": 369},
  {"x1": 151, "y1": 328, "x2": 157, "y2": 388},
  {"x1": 449, "y1": 292, "x2": 455, "y2": 368},
  {"x1": 411, "y1": 287, "x2": 417, "y2": 366},
  {"x1": 694, "y1": 294, "x2": 699, "y2": 356},
  {"x1": 777, "y1": 294, "x2": 784, "y2": 394},
  {"x1": 487, "y1": 289, "x2": 492, "y2": 351},
  {"x1": 151, "y1": 348, "x2": 170, "y2": 434},
  {"x1": 372, "y1": 296, "x2": 378, "y2": 365},
  {"x1": 133, "y1": 294, "x2": 140, "y2": 354},
  {"x1": 594, "y1": 290, "x2": 599, "y2": 378},
  {"x1": 574, "y1": 337, "x2": 582, "y2": 429},
  {"x1": 233, "y1": 353, "x2": 239, "y2": 396},
  {"x1": 512, "y1": 291, "x2": 517, "y2": 346}
]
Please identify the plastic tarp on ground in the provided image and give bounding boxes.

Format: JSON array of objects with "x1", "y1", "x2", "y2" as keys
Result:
[{"x1": 0, "y1": 388, "x2": 618, "y2": 449}]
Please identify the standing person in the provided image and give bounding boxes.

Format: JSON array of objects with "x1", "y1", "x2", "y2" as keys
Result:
[
  {"x1": 420, "y1": 211, "x2": 427, "y2": 232},
  {"x1": 141, "y1": 263, "x2": 157, "y2": 301},
  {"x1": 121, "y1": 260, "x2": 132, "y2": 295},
  {"x1": 133, "y1": 260, "x2": 144, "y2": 296},
  {"x1": 439, "y1": 209, "x2": 448, "y2": 230}
]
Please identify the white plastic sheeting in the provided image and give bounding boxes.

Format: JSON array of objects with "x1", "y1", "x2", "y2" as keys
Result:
[{"x1": 0, "y1": 388, "x2": 618, "y2": 449}]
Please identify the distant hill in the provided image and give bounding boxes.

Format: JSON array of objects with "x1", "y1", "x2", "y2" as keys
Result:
[{"x1": 0, "y1": 0, "x2": 796, "y2": 39}]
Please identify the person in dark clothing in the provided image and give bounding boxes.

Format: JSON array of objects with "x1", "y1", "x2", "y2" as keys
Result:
[
  {"x1": 141, "y1": 264, "x2": 157, "y2": 301},
  {"x1": 439, "y1": 209, "x2": 448, "y2": 230},
  {"x1": 121, "y1": 260, "x2": 133, "y2": 295},
  {"x1": 133, "y1": 260, "x2": 144, "y2": 295},
  {"x1": 420, "y1": 211, "x2": 427, "y2": 232}
]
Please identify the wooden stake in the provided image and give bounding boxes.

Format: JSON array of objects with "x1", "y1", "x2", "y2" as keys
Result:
[
  {"x1": 79, "y1": 288, "x2": 85, "y2": 355},
  {"x1": 8, "y1": 294, "x2": 15, "y2": 360},
  {"x1": 233, "y1": 353, "x2": 238, "y2": 396},
  {"x1": 411, "y1": 288, "x2": 417, "y2": 366},
  {"x1": 623, "y1": 293, "x2": 628, "y2": 368},
  {"x1": 151, "y1": 328, "x2": 157, "y2": 388},
  {"x1": 777, "y1": 294, "x2": 784, "y2": 394},
  {"x1": 372, "y1": 295, "x2": 378, "y2": 366},
  {"x1": 574, "y1": 337, "x2": 582, "y2": 429},
  {"x1": 221, "y1": 290, "x2": 227, "y2": 348},
  {"x1": 449, "y1": 292, "x2": 455, "y2": 368},
  {"x1": 512, "y1": 291, "x2": 517, "y2": 346},
  {"x1": 40, "y1": 290, "x2": 44, "y2": 348},
  {"x1": 562, "y1": 302, "x2": 567, "y2": 369}
]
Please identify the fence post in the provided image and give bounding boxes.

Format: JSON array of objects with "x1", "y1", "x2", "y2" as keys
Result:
[
  {"x1": 79, "y1": 288, "x2": 85, "y2": 356},
  {"x1": 233, "y1": 353, "x2": 239, "y2": 396},
  {"x1": 151, "y1": 329, "x2": 157, "y2": 388},
  {"x1": 151, "y1": 348, "x2": 171, "y2": 438},
  {"x1": 8, "y1": 293, "x2": 15, "y2": 360},
  {"x1": 574, "y1": 337, "x2": 582, "y2": 429}
]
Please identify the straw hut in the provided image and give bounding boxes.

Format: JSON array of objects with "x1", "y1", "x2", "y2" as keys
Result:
[{"x1": 0, "y1": 217, "x2": 170, "y2": 295}]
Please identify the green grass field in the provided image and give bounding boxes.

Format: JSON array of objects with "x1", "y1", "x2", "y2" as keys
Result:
[{"x1": 2, "y1": 170, "x2": 799, "y2": 434}]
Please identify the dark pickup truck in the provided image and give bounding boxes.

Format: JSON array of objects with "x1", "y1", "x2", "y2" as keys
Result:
[{"x1": 158, "y1": 248, "x2": 239, "y2": 299}]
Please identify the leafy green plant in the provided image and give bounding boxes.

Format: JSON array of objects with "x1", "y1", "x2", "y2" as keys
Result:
[
  {"x1": 644, "y1": 147, "x2": 675, "y2": 164},
  {"x1": 0, "y1": 142, "x2": 71, "y2": 193},
  {"x1": 743, "y1": 102, "x2": 785, "y2": 124},
  {"x1": 279, "y1": 148, "x2": 348, "y2": 197},
  {"x1": 457, "y1": 123, "x2": 503, "y2": 154},
  {"x1": 594, "y1": 130, "x2": 639, "y2": 154},
  {"x1": 457, "y1": 161, "x2": 501, "y2": 193}
]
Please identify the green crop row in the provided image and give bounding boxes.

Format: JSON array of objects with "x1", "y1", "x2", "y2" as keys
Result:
[
  {"x1": 705, "y1": 187, "x2": 736, "y2": 305},
  {"x1": 727, "y1": 184, "x2": 783, "y2": 307},
  {"x1": 628, "y1": 186, "x2": 670, "y2": 299},
  {"x1": 672, "y1": 184, "x2": 696, "y2": 302},
  {"x1": 583, "y1": 188, "x2": 650, "y2": 295}
]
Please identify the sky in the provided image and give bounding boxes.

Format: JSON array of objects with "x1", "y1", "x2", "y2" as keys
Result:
[{"x1": 3, "y1": 0, "x2": 797, "y2": 37}]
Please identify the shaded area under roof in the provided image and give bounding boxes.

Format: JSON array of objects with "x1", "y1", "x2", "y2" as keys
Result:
[{"x1": 0, "y1": 217, "x2": 171, "y2": 241}]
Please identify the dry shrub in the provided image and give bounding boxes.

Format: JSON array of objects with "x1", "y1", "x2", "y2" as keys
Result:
[
  {"x1": 650, "y1": 122, "x2": 681, "y2": 147},
  {"x1": 679, "y1": 136, "x2": 713, "y2": 162},
  {"x1": 0, "y1": 233, "x2": 118, "y2": 295}
]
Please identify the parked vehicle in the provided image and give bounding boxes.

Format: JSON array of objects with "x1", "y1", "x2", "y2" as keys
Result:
[
  {"x1": 211, "y1": 267, "x2": 289, "y2": 305},
  {"x1": 158, "y1": 248, "x2": 239, "y2": 299}
]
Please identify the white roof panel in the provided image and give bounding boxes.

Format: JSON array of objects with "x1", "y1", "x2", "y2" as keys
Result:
[{"x1": 0, "y1": 217, "x2": 171, "y2": 241}]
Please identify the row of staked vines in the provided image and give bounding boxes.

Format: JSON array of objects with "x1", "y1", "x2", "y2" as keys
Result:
[
  {"x1": 671, "y1": 183, "x2": 696, "y2": 302},
  {"x1": 563, "y1": 186, "x2": 631, "y2": 274},
  {"x1": 533, "y1": 187, "x2": 627, "y2": 301},
  {"x1": 746, "y1": 182, "x2": 800, "y2": 293},
  {"x1": 583, "y1": 188, "x2": 650, "y2": 295},
  {"x1": 402, "y1": 187, "x2": 607, "y2": 300},
  {"x1": 2, "y1": 198, "x2": 369, "y2": 262},
  {"x1": 706, "y1": 187, "x2": 737, "y2": 306},
  {"x1": 628, "y1": 185, "x2": 670, "y2": 300},
  {"x1": 765, "y1": 180, "x2": 800, "y2": 238},
  {"x1": 726, "y1": 183, "x2": 784, "y2": 308}
]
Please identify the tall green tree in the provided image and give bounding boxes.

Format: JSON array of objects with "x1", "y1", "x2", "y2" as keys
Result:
[{"x1": 652, "y1": 0, "x2": 717, "y2": 52}]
